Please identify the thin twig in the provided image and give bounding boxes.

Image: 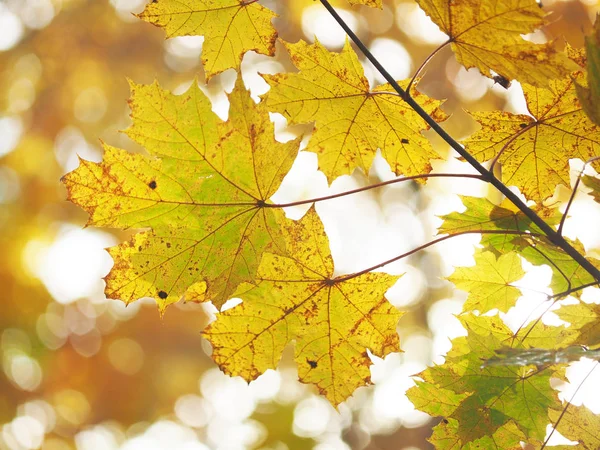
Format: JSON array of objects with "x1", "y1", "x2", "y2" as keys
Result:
[
  {"x1": 406, "y1": 40, "x2": 451, "y2": 94},
  {"x1": 558, "y1": 155, "x2": 600, "y2": 235},
  {"x1": 515, "y1": 298, "x2": 560, "y2": 346},
  {"x1": 334, "y1": 230, "x2": 540, "y2": 283},
  {"x1": 550, "y1": 280, "x2": 600, "y2": 299},
  {"x1": 269, "y1": 173, "x2": 484, "y2": 208},
  {"x1": 541, "y1": 362, "x2": 599, "y2": 450},
  {"x1": 515, "y1": 279, "x2": 600, "y2": 345},
  {"x1": 489, "y1": 122, "x2": 536, "y2": 175}
]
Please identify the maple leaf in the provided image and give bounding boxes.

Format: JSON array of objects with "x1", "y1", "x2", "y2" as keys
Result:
[
  {"x1": 407, "y1": 381, "x2": 468, "y2": 418},
  {"x1": 409, "y1": 315, "x2": 562, "y2": 445},
  {"x1": 203, "y1": 208, "x2": 402, "y2": 405},
  {"x1": 438, "y1": 196, "x2": 558, "y2": 254},
  {"x1": 549, "y1": 405, "x2": 600, "y2": 449},
  {"x1": 347, "y1": 0, "x2": 381, "y2": 7},
  {"x1": 465, "y1": 75, "x2": 600, "y2": 203},
  {"x1": 520, "y1": 238, "x2": 600, "y2": 295},
  {"x1": 263, "y1": 39, "x2": 447, "y2": 182},
  {"x1": 514, "y1": 320, "x2": 579, "y2": 350},
  {"x1": 576, "y1": 15, "x2": 600, "y2": 126},
  {"x1": 62, "y1": 78, "x2": 300, "y2": 310},
  {"x1": 448, "y1": 250, "x2": 525, "y2": 313},
  {"x1": 428, "y1": 418, "x2": 526, "y2": 450},
  {"x1": 583, "y1": 175, "x2": 600, "y2": 204},
  {"x1": 138, "y1": 0, "x2": 277, "y2": 80},
  {"x1": 483, "y1": 346, "x2": 597, "y2": 367},
  {"x1": 438, "y1": 197, "x2": 598, "y2": 296},
  {"x1": 556, "y1": 302, "x2": 600, "y2": 348},
  {"x1": 416, "y1": 0, "x2": 577, "y2": 86}
]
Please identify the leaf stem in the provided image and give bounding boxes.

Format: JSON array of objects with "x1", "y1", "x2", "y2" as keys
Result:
[
  {"x1": 406, "y1": 40, "x2": 451, "y2": 94},
  {"x1": 550, "y1": 280, "x2": 600, "y2": 299},
  {"x1": 334, "y1": 230, "x2": 540, "y2": 283},
  {"x1": 318, "y1": 0, "x2": 600, "y2": 284},
  {"x1": 558, "y1": 155, "x2": 600, "y2": 235},
  {"x1": 489, "y1": 121, "x2": 536, "y2": 175},
  {"x1": 541, "y1": 362, "x2": 599, "y2": 450},
  {"x1": 514, "y1": 298, "x2": 560, "y2": 346},
  {"x1": 269, "y1": 173, "x2": 485, "y2": 208}
]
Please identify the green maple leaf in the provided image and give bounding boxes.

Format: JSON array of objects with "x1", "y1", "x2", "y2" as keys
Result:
[
  {"x1": 448, "y1": 250, "x2": 525, "y2": 313},
  {"x1": 409, "y1": 315, "x2": 562, "y2": 445},
  {"x1": 439, "y1": 196, "x2": 559, "y2": 254},
  {"x1": 520, "y1": 238, "x2": 600, "y2": 295},
  {"x1": 583, "y1": 175, "x2": 600, "y2": 204},
  {"x1": 63, "y1": 78, "x2": 300, "y2": 310},
  {"x1": 556, "y1": 302, "x2": 600, "y2": 348},
  {"x1": 440, "y1": 196, "x2": 597, "y2": 296},
  {"x1": 428, "y1": 418, "x2": 526, "y2": 450}
]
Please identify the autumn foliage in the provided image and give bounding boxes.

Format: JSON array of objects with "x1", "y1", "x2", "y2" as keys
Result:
[{"x1": 61, "y1": 0, "x2": 600, "y2": 447}]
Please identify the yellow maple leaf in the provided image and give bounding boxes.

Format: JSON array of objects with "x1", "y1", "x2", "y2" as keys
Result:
[
  {"x1": 138, "y1": 0, "x2": 277, "y2": 80},
  {"x1": 203, "y1": 208, "x2": 402, "y2": 405},
  {"x1": 348, "y1": 0, "x2": 381, "y2": 7},
  {"x1": 62, "y1": 78, "x2": 299, "y2": 311},
  {"x1": 549, "y1": 405, "x2": 600, "y2": 449},
  {"x1": 465, "y1": 75, "x2": 600, "y2": 202},
  {"x1": 416, "y1": 0, "x2": 577, "y2": 86},
  {"x1": 556, "y1": 302, "x2": 600, "y2": 348},
  {"x1": 263, "y1": 39, "x2": 446, "y2": 182}
]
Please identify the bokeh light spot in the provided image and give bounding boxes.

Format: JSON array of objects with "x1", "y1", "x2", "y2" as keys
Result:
[
  {"x1": 301, "y1": 5, "x2": 358, "y2": 48},
  {"x1": 108, "y1": 338, "x2": 145, "y2": 375}
]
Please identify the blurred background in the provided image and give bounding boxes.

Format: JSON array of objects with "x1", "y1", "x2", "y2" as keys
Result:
[{"x1": 1, "y1": 0, "x2": 600, "y2": 449}]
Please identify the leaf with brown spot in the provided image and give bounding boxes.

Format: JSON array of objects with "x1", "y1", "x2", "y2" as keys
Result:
[
  {"x1": 62, "y1": 78, "x2": 299, "y2": 311},
  {"x1": 549, "y1": 405, "x2": 600, "y2": 449},
  {"x1": 203, "y1": 208, "x2": 403, "y2": 405},
  {"x1": 137, "y1": 0, "x2": 277, "y2": 80},
  {"x1": 465, "y1": 75, "x2": 600, "y2": 202},
  {"x1": 416, "y1": 0, "x2": 577, "y2": 86},
  {"x1": 263, "y1": 39, "x2": 447, "y2": 182},
  {"x1": 555, "y1": 301, "x2": 600, "y2": 348},
  {"x1": 347, "y1": 0, "x2": 381, "y2": 7}
]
